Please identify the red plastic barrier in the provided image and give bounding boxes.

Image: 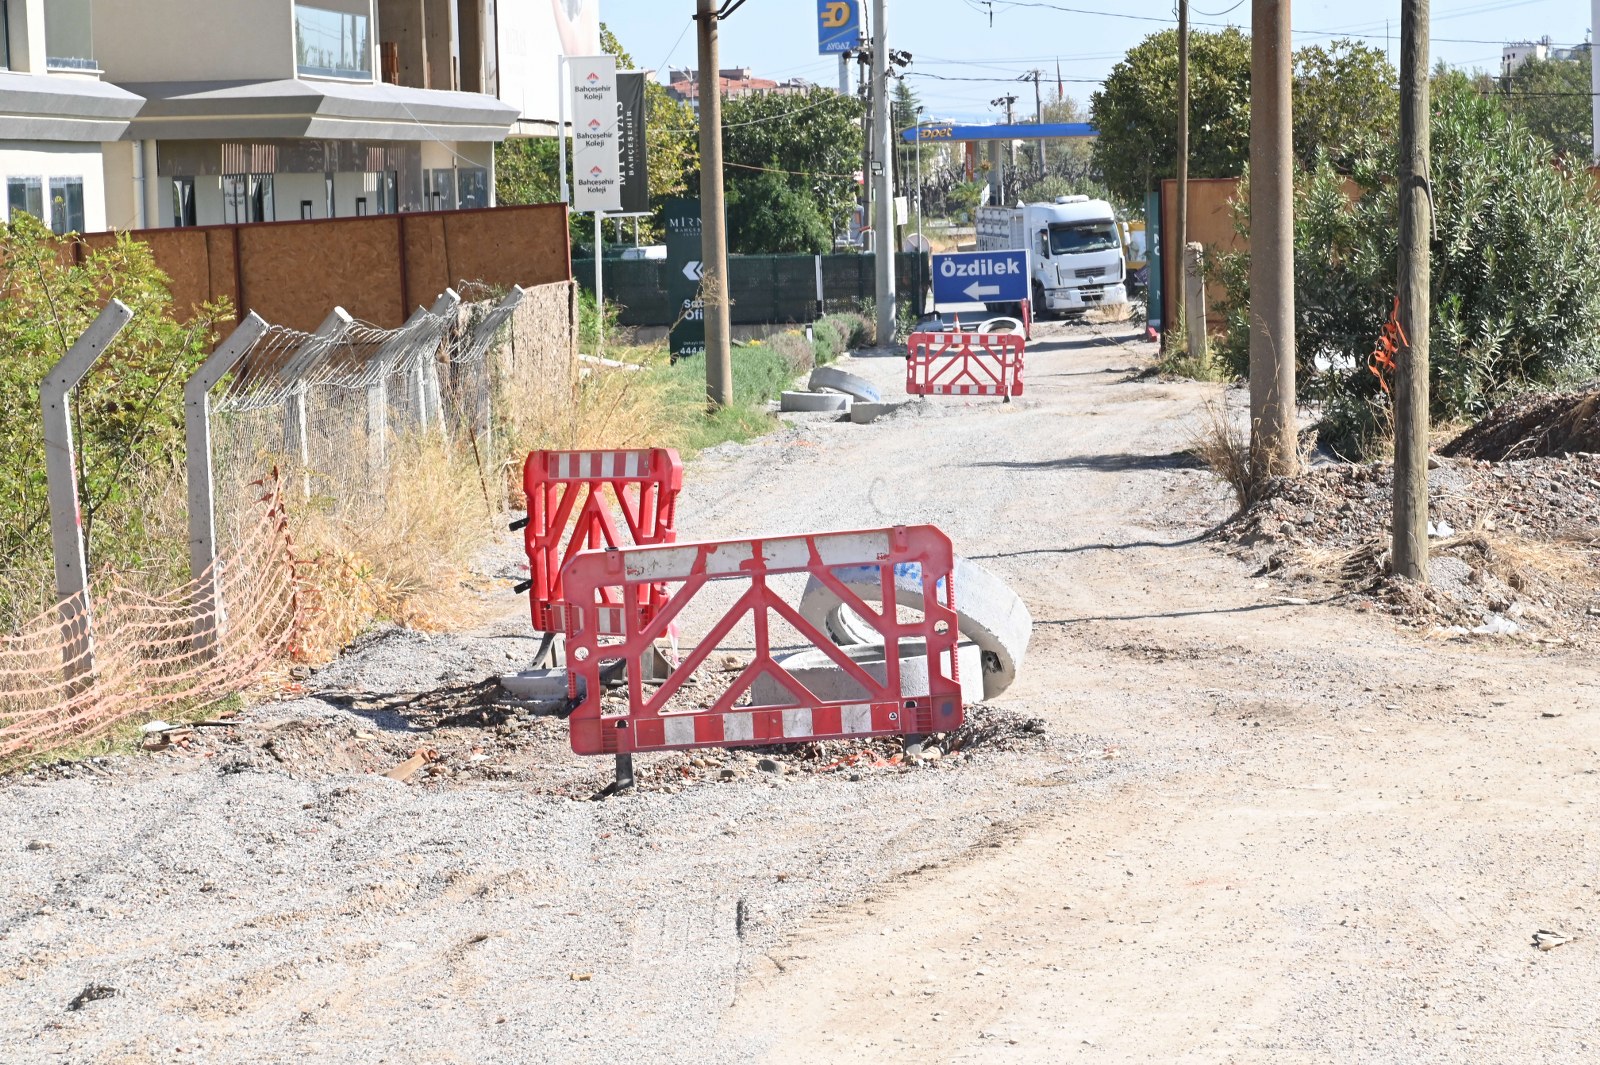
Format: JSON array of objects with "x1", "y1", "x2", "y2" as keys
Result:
[
  {"x1": 905, "y1": 331, "x2": 1025, "y2": 398},
  {"x1": 561, "y1": 526, "x2": 963, "y2": 756},
  {"x1": 521, "y1": 448, "x2": 683, "y2": 635}
]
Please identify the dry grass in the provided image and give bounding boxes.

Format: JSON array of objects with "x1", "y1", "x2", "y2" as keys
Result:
[
  {"x1": 1186, "y1": 399, "x2": 1310, "y2": 511},
  {"x1": 290, "y1": 433, "x2": 492, "y2": 662}
]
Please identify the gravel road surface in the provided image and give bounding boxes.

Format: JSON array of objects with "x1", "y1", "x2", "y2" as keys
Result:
[{"x1": 4, "y1": 319, "x2": 1598, "y2": 1064}]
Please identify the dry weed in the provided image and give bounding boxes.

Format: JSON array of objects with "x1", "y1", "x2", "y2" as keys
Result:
[{"x1": 291, "y1": 434, "x2": 491, "y2": 662}]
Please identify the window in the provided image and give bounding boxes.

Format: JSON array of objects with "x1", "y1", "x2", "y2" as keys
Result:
[
  {"x1": 457, "y1": 167, "x2": 489, "y2": 210},
  {"x1": 1048, "y1": 222, "x2": 1120, "y2": 256},
  {"x1": 7, "y1": 176, "x2": 42, "y2": 223},
  {"x1": 48, "y1": 177, "x2": 84, "y2": 235},
  {"x1": 44, "y1": 0, "x2": 95, "y2": 71},
  {"x1": 172, "y1": 178, "x2": 197, "y2": 227},
  {"x1": 223, "y1": 174, "x2": 275, "y2": 224},
  {"x1": 425, "y1": 168, "x2": 456, "y2": 212},
  {"x1": 295, "y1": 4, "x2": 372, "y2": 80}
]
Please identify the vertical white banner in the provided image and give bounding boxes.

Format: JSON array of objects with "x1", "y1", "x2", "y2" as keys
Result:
[{"x1": 571, "y1": 54, "x2": 621, "y2": 213}]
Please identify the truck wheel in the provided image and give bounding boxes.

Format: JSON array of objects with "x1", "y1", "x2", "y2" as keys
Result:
[{"x1": 1032, "y1": 281, "x2": 1050, "y2": 321}]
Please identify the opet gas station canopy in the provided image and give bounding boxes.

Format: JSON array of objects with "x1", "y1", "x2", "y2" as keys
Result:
[
  {"x1": 900, "y1": 122, "x2": 1097, "y2": 144},
  {"x1": 901, "y1": 122, "x2": 1098, "y2": 182}
]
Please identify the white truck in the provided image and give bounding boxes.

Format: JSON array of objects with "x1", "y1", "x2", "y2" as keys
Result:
[{"x1": 976, "y1": 196, "x2": 1128, "y2": 317}]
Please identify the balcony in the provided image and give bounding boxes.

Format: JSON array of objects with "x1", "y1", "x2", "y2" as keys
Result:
[
  {"x1": 44, "y1": 0, "x2": 95, "y2": 72},
  {"x1": 295, "y1": 3, "x2": 373, "y2": 82}
]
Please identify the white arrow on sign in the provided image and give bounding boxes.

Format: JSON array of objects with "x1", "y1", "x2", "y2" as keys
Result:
[
  {"x1": 964, "y1": 281, "x2": 1002, "y2": 300},
  {"x1": 684, "y1": 261, "x2": 705, "y2": 282}
]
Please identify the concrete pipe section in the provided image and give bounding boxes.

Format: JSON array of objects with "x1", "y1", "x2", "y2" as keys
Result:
[
  {"x1": 798, "y1": 556, "x2": 1032, "y2": 700},
  {"x1": 748, "y1": 639, "x2": 984, "y2": 708},
  {"x1": 808, "y1": 366, "x2": 883, "y2": 404},
  {"x1": 779, "y1": 391, "x2": 852, "y2": 413}
]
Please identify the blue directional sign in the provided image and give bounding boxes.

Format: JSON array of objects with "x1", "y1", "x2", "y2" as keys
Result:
[
  {"x1": 902, "y1": 122, "x2": 1097, "y2": 144},
  {"x1": 817, "y1": 0, "x2": 860, "y2": 55},
  {"x1": 932, "y1": 250, "x2": 1030, "y2": 306}
]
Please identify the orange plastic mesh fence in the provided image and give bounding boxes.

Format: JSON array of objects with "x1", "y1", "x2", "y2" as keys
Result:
[{"x1": 0, "y1": 485, "x2": 303, "y2": 761}]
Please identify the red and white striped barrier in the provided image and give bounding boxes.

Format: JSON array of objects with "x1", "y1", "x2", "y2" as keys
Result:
[
  {"x1": 521, "y1": 448, "x2": 683, "y2": 636},
  {"x1": 560, "y1": 526, "x2": 963, "y2": 756},
  {"x1": 905, "y1": 331, "x2": 1025, "y2": 398}
]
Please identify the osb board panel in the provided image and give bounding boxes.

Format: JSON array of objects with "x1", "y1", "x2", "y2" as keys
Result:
[
  {"x1": 400, "y1": 214, "x2": 450, "y2": 314},
  {"x1": 206, "y1": 229, "x2": 239, "y2": 318},
  {"x1": 1159, "y1": 177, "x2": 1247, "y2": 336},
  {"x1": 441, "y1": 204, "x2": 571, "y2": 295},
  {"x1": 237, "y1": 217, "x2": 408, "y2": 331}
]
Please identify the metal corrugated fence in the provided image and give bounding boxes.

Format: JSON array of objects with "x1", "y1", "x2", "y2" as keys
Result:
[{"x1": 573, "y1": 252, "x2": 930, "y2": 327}]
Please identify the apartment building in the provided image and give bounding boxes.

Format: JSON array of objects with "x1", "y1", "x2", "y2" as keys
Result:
[
  {"x1": 0, "y1": 0, "x2": 141, "y2": 233},
  {"x1": 666, "y1": 67, "x2": 813, "y2": 115},
  {"x1": 3, "y1": 1, "x2": 598, "y2": 232}
]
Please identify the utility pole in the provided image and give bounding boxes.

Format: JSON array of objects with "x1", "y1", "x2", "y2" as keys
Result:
[
  {"x1": 696, "y1": 0, "x2": 733, "y2": 408},
  {"x1": 1248, "y1": 0, "x2": 1297, "y2": 478},
  {"x1": 1591, "y1": 0, "x2": 1600, "y2": 162},
  {"x1": 1392, "y1": 0, "x2": 1431, "y2": 580},
  {"x1": 1024, "y1": 70, "x2": 1046, "y2": 178},
  {"x1": 873, "y1": 0, "x2": 896, "y2": 346},
  {"x1": 1175, "y1": 0, "x2": 1190, "y2": 340},
  {"x1": 859, "y1": 45, "x2": 872, "y2": 246},
  {"x1": 991, "y1": 93, "x2": 1017, "y2": 201}
]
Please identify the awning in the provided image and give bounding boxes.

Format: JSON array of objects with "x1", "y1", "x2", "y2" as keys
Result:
[
  {"x1": 118, "y1": 79, "x2": 519, "y2": 143},
  {"x1": 0, "y1": 72, "x2": 143, "y2": 142}
]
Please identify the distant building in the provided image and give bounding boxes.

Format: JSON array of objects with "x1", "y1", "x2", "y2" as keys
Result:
[
  {"x1": 1503, "y1": 36, "x2": 1589, "y2": 78},
  {"x1": 666, "y1": 67, "x2": 813, "y2": 114}
]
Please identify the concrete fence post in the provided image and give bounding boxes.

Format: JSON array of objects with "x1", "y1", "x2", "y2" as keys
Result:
[
  {"x1": 423, "y1": 289, "x2": 461, "y2": 437},
  {"x1": 278, "y1": 308, "x2": 353, "y2": 499},
  {"x1": 365, "y1": 378, "x2": 388, "y2": 478},
  {"x1": 1184, "y1": 242, "x2": 1209, "y2": 367},
  {"x1": 39, "y1": 300, "x2": 134, "y2": 682},
  {"x1": 184, "y1": 312, "x2": 269, "y2": 653}
]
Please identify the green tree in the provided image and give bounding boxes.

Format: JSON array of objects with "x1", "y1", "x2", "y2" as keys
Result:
[
  {"x1": 1293, "y1": 39, "x2": 1398, "y2": 169},
  {"x1": 1089, "y1": 28, "x2": 1253, "y2": 207},
  {"x1": 1501, "y1": 50, "x2": 1593, "y2": 159},
  {"x1": 1212, "y1": 70, "x2": 1600, "y2": 455},
  {"x1": 714, "y1": 89, "x2": 866, "y2": 254}
]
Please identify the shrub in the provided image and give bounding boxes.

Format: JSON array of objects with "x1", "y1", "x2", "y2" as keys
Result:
[
  {"x1": 1213, "y1": 72, "x2": 1600, "y2": 457},
  {"x1": 766, "y1": 330, "x2": 815, "y2": 375},
  {"x1": 0, "y1": 217, "x2": 231, "y2": 618}
]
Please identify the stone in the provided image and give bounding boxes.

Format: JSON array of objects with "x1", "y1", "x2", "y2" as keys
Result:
[{"x1": 757, "y1": 758, "x2": 782, "y2": 773}]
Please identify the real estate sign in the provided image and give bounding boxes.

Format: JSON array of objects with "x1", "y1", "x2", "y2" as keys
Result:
[
  {"x1": 571, "y1": 55, "x2": 621, "y2": 212},
  {"x1": 665, "y1": 198, "x2": 705, "y2": 363}
]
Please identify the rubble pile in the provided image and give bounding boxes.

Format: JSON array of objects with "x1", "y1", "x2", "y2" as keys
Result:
[
  {"x1": 1442, "y1": 388, "x2": 1600, "y2": 461},
  {"x1": 1225, "y1": 454, "x2": 1600, "y2": 636}
]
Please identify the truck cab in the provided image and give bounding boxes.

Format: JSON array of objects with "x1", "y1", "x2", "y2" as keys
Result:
[{"x1": 978, "y1": 196, "x2": 1128, "y2": 317}]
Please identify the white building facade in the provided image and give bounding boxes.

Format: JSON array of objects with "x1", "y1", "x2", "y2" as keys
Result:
[
  {"x1": 3, "y1": 1, "x2": 600, "y2": 233},
  {"x1": 0, "y1": 0, "x2": 140, "y2": 233}
]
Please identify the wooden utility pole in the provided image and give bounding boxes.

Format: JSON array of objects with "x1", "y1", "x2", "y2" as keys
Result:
[
  {"x1": 1392, "y1": 0, "x2": 1431, "y2": 580},
  {"x1": 1174, "y1": 0, "x2": 1190, "y2": 341},
  {"x1": 696, "y1": 0, "x2": 733, "y2": 408},
  {"x1": 1247, "y1": 0, "x2": 1297, "y2": 478}
]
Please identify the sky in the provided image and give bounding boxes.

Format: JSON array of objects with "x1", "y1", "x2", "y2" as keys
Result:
[{"x1": 597, "y1": 0, "x2": 1591, "y2": 123}]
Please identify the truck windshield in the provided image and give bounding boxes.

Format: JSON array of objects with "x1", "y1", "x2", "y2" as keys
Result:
[{"x1": 1049, "y1": 223, "x2": 1119, "y2": 255}]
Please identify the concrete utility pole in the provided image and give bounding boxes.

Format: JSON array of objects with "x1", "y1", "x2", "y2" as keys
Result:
[
  {"x1": 872, "y1": 0, "x2": 896, "y2": 345},
  {"x1": 991, "y1": 94, "x2": 1017, "y2": 200},
  {"x1": 1247, "y1": 0, "x2": 1297, "y2": 479},
  {"x1": 1591, "y1": 0, "x2": 1599, "y2": 161},
  {"x1": 1392, "y1": 0, "x2": 1432, "y2": 581},
  {"x1": 696, "y1": 0, "x2": 733, "y2": 408},
  {"x1": 1025, "y1": 70, "x2": 1046, "y2": 177},
  {"x1": 1175, "y1": 0, "x2": 1190, "y2": 341}
]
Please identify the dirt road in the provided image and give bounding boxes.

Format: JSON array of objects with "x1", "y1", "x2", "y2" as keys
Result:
[{"x1": 4, "y1": 320, "x2": 1597, "y2": 1063}]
